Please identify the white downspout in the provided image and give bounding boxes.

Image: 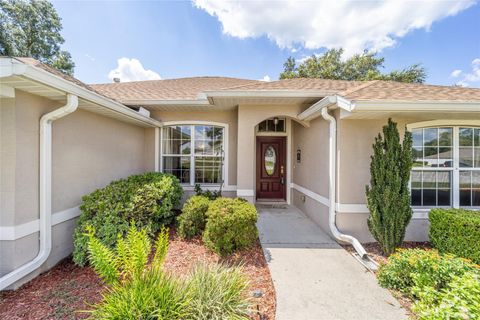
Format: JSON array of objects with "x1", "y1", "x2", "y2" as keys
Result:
[
  {"x1": 0, "y1": 94, "x2": 78, "y2": 290},
  {"x1": 321, "y1": 107, "x2": 369, "y2": 259}
]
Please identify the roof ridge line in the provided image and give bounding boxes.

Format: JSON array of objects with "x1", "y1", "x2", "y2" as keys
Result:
[
  {"x1": 90, "y1": 76, "x2": 258, "y2": 86},
  {"x1": 215, "y1": 80, "x2": 265, "y2": 91},
  {"x1": 338, "y1": 80, "x2": 380, "y2": 97}
]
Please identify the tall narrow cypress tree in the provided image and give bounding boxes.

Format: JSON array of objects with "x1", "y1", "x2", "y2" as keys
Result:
[{"x1": 366, "y1": 119, "x2": 413, "y2": 255}]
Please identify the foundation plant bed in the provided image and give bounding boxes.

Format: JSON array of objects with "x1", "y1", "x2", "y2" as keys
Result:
[
  {"x1": 0, "y1": 229, "x2": 276, "y2": 320},
  {"x1": 345, "y1": 242, "x2": 480, "y2": 319},
  {"x1": 343, "y1": 242, "x2": 431, "y2": 315}
]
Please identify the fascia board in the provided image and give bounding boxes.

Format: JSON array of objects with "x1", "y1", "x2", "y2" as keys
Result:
[{"x1": 3, "y1": 58, "x2": 161, "y2": 127}]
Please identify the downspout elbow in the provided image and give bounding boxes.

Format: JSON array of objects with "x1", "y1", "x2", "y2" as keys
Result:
[{"x1": 0, "y1": 94, "x2": 78, "y2": 290}]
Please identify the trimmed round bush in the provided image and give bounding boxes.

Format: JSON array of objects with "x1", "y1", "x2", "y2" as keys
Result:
[
  {"x1": 73, "y1": 172, "x2": 183, "y2": 266},
  {"x1": 177, "y1": 195, "x2": 210, "y2": 239},
  {"x1": 429, "y1": 208, "x2": 480, "y2": 264},
  {"x1": 203, "y1": 197, "x2": 258, "y2": 256}
]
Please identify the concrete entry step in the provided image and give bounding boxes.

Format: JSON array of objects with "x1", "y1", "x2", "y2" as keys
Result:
[{"x1": 257, "y1": 205, "x2": 407, "y2": 320}]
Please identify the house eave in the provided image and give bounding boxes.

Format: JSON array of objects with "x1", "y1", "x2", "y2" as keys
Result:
[{"x1": 0, "y1": 57, "x2": 162, "y2": 128}]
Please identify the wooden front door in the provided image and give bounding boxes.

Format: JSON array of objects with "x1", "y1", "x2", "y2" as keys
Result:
[{"x1": 256, "y1": 136, "x2": 286, "y2": 200}]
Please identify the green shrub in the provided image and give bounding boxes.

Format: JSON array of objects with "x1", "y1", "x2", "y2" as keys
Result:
[
  {"x1": 413, "y1": 272, "x2": 480, "y2": 320},
  {"x1": 85, "y1": 224, "x2": 190, "y2": 319},
  {"x1": 366, "y1": 119, "x2": 413, "y2": 255},
  {"x1": 430, "y1": 208, "x2": 480, "y2": 264},
  {"x1": 73, "y1": 172, "x2": 182, "y2": 266},
  {"x1": 378, "y1": 249, "x2": 479, "y2": 298},
  {"x1": 203, "y1": 198, "x2": 258, "y2": 256},
  {"x1": 186, "y1": 263, "x2": 250, "y2": 320},
  {"x1": 177, "y1": 196, "x2": 210, "y2": 239},
  {"x1": 194, "y1": 183, "x2": 222, "y2": 200}
]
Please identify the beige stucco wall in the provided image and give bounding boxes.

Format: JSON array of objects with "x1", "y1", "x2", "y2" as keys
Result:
[
  {"x1": 1, "y1": 97, "x2": 16, "y2": 227},
  {"x1": 150, "y1": 110, "x2": 238, "y2": 187},
  {"x1": 289, "y1": 112, "x2": 433, "y2": 242},
  {"x1": 337, "y1": 117, "x2": 410, "y2": 204},
  {"x1": 336, "y1": 116, "x2": 427, "y2": 242},
  {"x1": 51, "y1": 106, "x2": 149, "y2": 213},
  {"x1": 0, "y1": 90, "x2": 155, "y2": 287},
  {"x1": 290, "y1": 117, "x2": 332, "y2": 234},
  {"x1": 292, "y1": 117, "x2": 329, "y2": 197}
]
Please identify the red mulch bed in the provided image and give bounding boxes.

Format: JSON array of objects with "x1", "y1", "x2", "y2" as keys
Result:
[
  {"x1": 0, "y1": 229, "x2": 276, "y2": 320},
  {"x1": 163, "y1": 230, "x2": 276, "y2": 320},
  {"x1": 0, "y1": 259, "x2": 103, "y2": 320},
  {"x1": 342, "y1": 241, "x2": 431, "y2": 316}
]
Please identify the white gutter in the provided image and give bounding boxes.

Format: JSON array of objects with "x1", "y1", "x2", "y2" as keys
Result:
[{"x1": 0, "y1": 94, "x2": 79, "y2": 290}]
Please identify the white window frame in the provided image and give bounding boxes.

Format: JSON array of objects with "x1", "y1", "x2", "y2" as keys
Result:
[
  {"x1": 407, "y1": 120, "x2": 480, "y2": 209},
  {"x1": 160, "y1": 121, "x2": 229, "y2": 188}
]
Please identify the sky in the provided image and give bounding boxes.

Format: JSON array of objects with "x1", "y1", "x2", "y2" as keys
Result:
[{"x1": 52, "y1": 0, "x2": 480, "y2": 87}]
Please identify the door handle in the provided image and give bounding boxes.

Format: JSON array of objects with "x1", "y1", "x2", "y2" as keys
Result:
[{"x1": 280, "y1": 165, "x2": 284, "y2": 184}]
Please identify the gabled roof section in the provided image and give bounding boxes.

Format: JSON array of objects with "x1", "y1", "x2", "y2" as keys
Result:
[{"x1": 91, "y1": 77, "x2": 260, "y2": 102}]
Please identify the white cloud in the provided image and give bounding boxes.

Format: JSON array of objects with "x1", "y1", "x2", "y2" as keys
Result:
[
  {"x1": 450, "y1": 69, "x2": 462, "y2": 78},
  {"x1": 193, "y1": 0, "x2": 475, "y2": 56},
  {"x1": 108, "y1": 57, "x2": 161, "y2": 82},
  {"x1": 259, "y1": 75, "x2": 271, "y2": 82},
  {"x1": 454, "y1": 58, "x2": 480, "y2": 87}
]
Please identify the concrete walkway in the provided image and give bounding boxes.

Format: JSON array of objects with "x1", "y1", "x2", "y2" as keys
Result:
[{"x1": 257, "y1": 205, "x2": 407, "y2": 320}]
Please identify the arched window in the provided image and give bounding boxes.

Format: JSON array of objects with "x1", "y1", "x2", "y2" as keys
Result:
[{"x1": 411, "y1": 126, "x2": 480, "y2": 208}]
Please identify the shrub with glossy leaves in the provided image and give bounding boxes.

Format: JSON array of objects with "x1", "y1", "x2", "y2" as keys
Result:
[
  {"x1": 73, "y1": 172, "x2": 182, "y2": 266},
  {"x1": 430, "y1": 208, "x2": 480, "y2": 264},
  {"x1": 203, "y1": 197, "x2": 258, "y2": 256},
  {"x1": 177, "y1": 195, "x2": 210, "y2": 239}
]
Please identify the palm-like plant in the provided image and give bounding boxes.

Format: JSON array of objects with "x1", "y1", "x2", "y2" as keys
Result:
[
  {"x1": 85, "y1": 223, "x2": 169, "y2": 285},
  {"x1": 84, "y1": 224, "x2": 187, "y2": 319}
]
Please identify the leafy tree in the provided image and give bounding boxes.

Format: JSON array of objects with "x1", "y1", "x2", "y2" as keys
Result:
[
  {"x1": 0, "y1": 0, "x2": 74, "y2": 75},
  {"x1": 280, "y1": 48, "x2": 426, "y2": 83},
  {"x1": 366, "y1": 119, "x2": 413, "y2": 255}
]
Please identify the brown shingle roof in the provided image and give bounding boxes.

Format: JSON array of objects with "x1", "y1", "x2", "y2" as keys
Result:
[
  {"x1": 341, "y1": 80, "x2": 480, "y2": 102},
  {"x1": 14, "y1": 57, "x2": 123, "y2": 103},
  {"x1": 15, "y1": 57, "x2": 480, "y2": 103},
  {"x1": 91, "y1": 77, "x2": 261, "y2": 101},
  {"x1": 220, "y1": 78, "x2": 364, "y2": 93}
]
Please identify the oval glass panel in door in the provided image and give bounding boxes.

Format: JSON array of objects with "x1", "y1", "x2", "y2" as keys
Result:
[{"x1": 265, "y1": 145, "x2": 276, "y2": 176}]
